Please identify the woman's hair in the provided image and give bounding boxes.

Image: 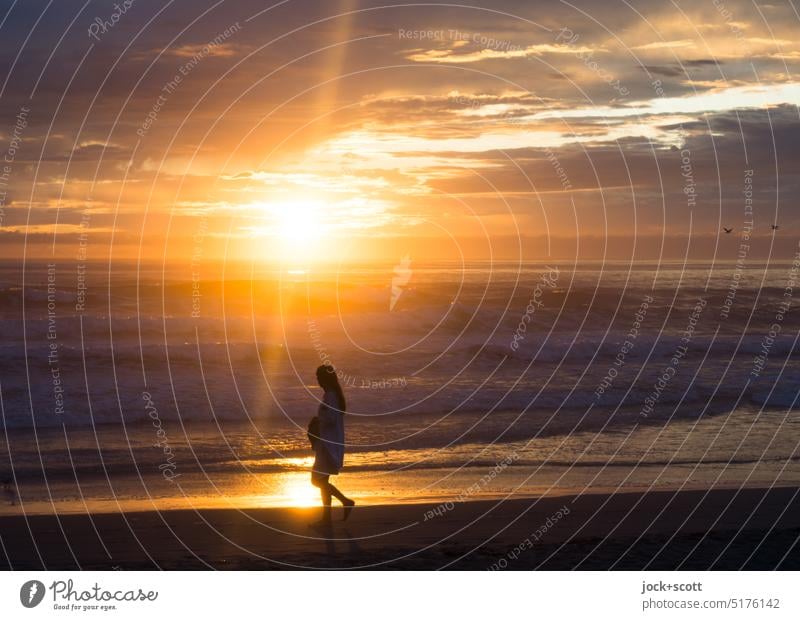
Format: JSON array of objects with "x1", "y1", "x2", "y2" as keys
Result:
[{"x1": 316, "y1": 364, "x2": 346, "y2": 412}]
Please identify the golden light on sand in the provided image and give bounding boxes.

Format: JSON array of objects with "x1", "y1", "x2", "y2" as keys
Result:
[{"x1": 274, "y1": 471, "x2": 319, "y2": 507}]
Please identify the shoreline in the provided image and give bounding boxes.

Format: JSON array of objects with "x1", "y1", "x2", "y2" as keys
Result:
[
  {"x1": 3, "y1": 480, "x2": 797, "y2": 517},
  {"x1": 2, "y1": 486, "x2": 799, "y2": 570}
]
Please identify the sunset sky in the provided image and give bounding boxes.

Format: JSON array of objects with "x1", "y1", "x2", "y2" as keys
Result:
[{"x1": 1, "y1": 0, "x2": 799, "y2": 262}]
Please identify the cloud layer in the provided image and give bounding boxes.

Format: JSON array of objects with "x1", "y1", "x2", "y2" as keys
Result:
[{"x1": 0, "y1": 0, "x2": 798, "y2": 261}]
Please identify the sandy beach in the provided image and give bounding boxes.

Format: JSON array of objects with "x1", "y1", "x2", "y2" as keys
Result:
[{"x1": 2, "y1": 486, "x2": 799, "y2": 570}]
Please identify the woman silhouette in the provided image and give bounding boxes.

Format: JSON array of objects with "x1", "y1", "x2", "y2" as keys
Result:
[{"x1": 309, "y1": 365, "x2": 354, "y2": 525}]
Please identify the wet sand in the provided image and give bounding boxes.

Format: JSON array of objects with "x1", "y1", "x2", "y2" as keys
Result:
[{"x1": 1, "y1": 486, "x2": 799, "y2": 569}]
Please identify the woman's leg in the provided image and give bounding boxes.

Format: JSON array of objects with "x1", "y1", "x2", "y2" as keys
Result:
[
  {"x1": 311, "y1": 472, "x2": 355, "y2": 522},
  {"x1": 311, "y1": 472, "x2": 332, "y2": 505},
  {"x1": 311, "y1": 472, "x2": 333, "y2": 522},
  {"x1": 327, "y1": 481, "x2": 350, "y2": 504},
  {"x1": 328, "y1": 478, "x2": 355, "y2": 521}
]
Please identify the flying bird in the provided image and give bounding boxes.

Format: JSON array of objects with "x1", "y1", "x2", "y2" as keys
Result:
[
  {"x1": 771, "y1": 224, "x2": 780, "y2": 230},
  {"x1": 723, "y1": 227, "x2": 733, "y2": 234}
]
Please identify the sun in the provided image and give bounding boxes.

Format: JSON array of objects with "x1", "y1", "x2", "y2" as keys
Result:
[
  {"x1": 252, "y1": 198, "x2": 329, "y2": 263},
  {"x1": 263, "y1": 198, "x2": 326, "y2": 244},
  {"x1": 275, "y1": 200, "x2": 325, "y2": 243}
]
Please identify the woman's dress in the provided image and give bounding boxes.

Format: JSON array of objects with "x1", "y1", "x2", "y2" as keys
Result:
[{"x1": 313, "y1": 390, "x2": 345, "y2": 475}]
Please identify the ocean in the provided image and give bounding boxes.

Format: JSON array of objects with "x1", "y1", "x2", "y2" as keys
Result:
[{"x1": 1, "y1": 259, "x2": 799, "y2": 514}]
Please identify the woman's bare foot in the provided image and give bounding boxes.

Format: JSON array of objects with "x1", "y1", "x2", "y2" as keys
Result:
[{"x1": 342, "y1": 498, "x2": 355, "y2": 521}]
